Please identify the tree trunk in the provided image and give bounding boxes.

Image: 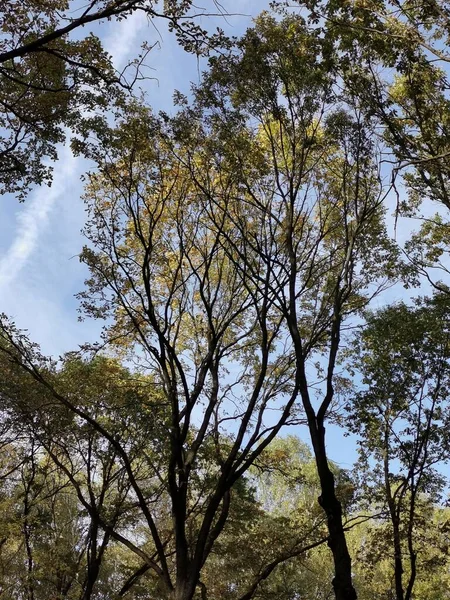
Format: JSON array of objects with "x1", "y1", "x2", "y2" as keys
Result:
[
  {"x1": 383, "y1": 426, "x2": 404, "y2": 600},
  {"x1": 82, "y1": 559, "x2": 101, "y2": 600},
  {"x1": 171, "y1": 580, "x2": 197, "y2": 600},
  {"x1": 313, "y1": 423, "x2": 357, "y2": 600},
  {"x1": 392, "y1": 521, "x2": 405, "y2": 600}
]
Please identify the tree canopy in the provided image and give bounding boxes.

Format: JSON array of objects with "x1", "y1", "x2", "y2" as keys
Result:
[
  {"x1": 0, "y1": 0, "x2": 225, "y2": 198},
  {"x1": 1, "y1": 2, "x2": 450, "y2": 600}
]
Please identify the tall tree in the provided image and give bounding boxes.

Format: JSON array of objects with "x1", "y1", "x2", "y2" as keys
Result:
[
  {"x1": 346, "y1": 295, "x2": 450, "y2": 600},
  {"x1": 169, "y1": 13, "x2": 399, "y2": 600}
]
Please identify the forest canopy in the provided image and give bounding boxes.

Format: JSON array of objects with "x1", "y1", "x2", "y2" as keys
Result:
[{"x1": 1, "y1": 2, "x2": 450, "y2": 600}]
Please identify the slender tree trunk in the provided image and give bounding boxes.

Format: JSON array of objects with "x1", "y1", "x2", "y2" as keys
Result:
[
  {"x1": 22, "y1": 462, "x2": 36, "y2": 600},
  {"x1": 404, "y1": 520, "x2": 417, "y2": 600},
  {"x1": 83, "y1": 564, "x2": 101, "y2": 600},
  {"x1": 23, "y1": 515, "x2": 35, "y2": 600},
  {"x1": 82, "y1": 521, "x2": 108, "y2": 600},
  {"x1": 391, "y1": 519, "x2": 405, "y2": 600},
  {"x1": 384, "y1": 423, "x2": 404, "y2": 600},
  {"x1": 312, "y1": 422, "x2": 357, "y2": 600},
  {"x1": 171, "y1": 579, "x2": 197, "y2": 600}
]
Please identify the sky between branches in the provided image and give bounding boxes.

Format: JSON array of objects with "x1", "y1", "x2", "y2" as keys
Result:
[{"x1": 0, "y1": 0, "x2": 431, "y2": 469}]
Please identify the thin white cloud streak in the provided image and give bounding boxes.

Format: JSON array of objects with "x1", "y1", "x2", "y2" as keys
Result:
[
  {"x1": 0, "y1": 146, "x2": 76, "y2": 292},
  {"x1": 0, "y1": 11, "x2": 146, "y2": 298}
]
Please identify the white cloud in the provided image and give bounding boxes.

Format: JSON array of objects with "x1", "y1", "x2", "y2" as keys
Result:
[
  {"x1": 0, "y1": 12, "x2": 148, "y2": 354},
  {"x1": 103, "y1": 10, "x2": 148, "y2": 67},
  {"x1": 0, "y1": 10, "x2": 148, "y2": 290},
  {"x1": 0, "y1": 146, "x2": 76, "y2": 293}
]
